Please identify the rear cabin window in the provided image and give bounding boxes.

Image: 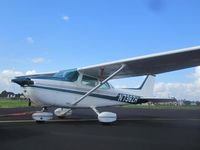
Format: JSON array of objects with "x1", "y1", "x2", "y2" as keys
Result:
[
  {"x1": 81, "y1": 75, "x2": 98, "y2": 87},
  {"x1": 99, "y1": 82, "x2": 111, "y2": 89}
]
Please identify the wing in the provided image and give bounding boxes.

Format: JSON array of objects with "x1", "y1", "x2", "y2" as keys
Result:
[
  {"x1": 15, "y1": 72, "x2": 56, "y2": 78},
  {"x1": 78, "y1": 46, "x2": 200, "y2": 79}
]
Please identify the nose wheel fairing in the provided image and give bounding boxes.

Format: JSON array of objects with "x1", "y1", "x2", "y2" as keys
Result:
[{"x1": 32, "y1": 111, "x2": 53, "y2": 122}]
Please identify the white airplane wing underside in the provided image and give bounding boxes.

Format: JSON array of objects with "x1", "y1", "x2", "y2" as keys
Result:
[
  {"x1": 16, "y1": 72, "x2": 56, "y2": 78},
  {"x1": 78, "y1": 46, "x2": 200, "y2": 79}
]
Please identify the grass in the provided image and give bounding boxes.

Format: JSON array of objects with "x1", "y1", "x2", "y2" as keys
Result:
[
  {"x1": 0, "y1": 99, "x2": 200, "y2": 110},
  {"x1": 0, "y1": 99, "x2": 29, "y2": 108},
  {"x1": 124, "y1": 104, "x2": 200, "y2": 110}
]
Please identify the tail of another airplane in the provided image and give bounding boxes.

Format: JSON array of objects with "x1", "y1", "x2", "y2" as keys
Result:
[{"x1": 122, "y1": 75, "x2": 155, "y2": 97}]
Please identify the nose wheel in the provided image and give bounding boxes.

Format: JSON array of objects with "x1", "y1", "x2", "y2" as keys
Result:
[{"x1": 32, "y1": 107, "x2": 53, "y2": 122}]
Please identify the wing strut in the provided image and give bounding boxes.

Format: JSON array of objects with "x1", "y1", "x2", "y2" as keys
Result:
[{"x1": 72, "y1": 64, "x2": 126, "y2": 106}]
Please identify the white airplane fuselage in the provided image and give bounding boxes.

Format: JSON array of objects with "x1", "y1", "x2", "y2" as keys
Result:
[
  {"x1": 23, "y1": 79, "x2": 125, "y2": 108},
  {"x1": 20, "y1": 71, "x2": 154, "y2": 108}
]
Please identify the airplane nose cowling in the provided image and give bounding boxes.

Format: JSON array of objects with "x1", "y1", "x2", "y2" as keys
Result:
[{"x1": 11, "y1": 78, "x2": 34, "y2": 86}]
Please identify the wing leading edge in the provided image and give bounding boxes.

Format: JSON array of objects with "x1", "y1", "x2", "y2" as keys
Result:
[{"x1": 78, "y1": 46, "x2": 200, "y2": 79}]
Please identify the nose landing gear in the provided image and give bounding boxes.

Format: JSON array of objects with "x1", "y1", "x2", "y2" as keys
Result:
[{"x1": 32, "y1": 107, "x2": 53, "y2": 122}]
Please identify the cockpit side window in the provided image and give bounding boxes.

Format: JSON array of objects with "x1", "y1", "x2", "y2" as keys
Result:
[
  {"x1": 81, "y1": 75, "x2": 98, "y2": 87},
  {"x1": 64, "y1": 71, "x2": 79, "y2": 82}
]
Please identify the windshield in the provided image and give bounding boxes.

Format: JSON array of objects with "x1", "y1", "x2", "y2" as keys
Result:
[{"x1": 53, "y1": 69, "x2": 79, "y2": 82}]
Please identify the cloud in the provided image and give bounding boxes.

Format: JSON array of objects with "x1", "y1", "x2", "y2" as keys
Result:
[
  {"x1": 25, "y1": 70, "x2": 37, "y2": 75},
  {"x1": 0, "y1": 70, "x2": 23, "y2": 86},
  {"x1": 0, "y1": 69, "x2": 36, "y2": 93},
  {"x1": 154, "y1": 66, "x2": 200, "y2": 100},
  {"x1": 26, "y1": 36, "x2": 34, "y2": 44},
  {"x1": 32, "y1": 57, "x2": 45, "y2": 64},
  {"x1": 62, "y1": 16, "x2": 69, "y2": 21}
]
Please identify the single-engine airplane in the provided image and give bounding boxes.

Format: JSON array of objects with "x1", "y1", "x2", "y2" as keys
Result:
[{"x1": 12, "y1": 46, "x2": 200, "y2": 123}]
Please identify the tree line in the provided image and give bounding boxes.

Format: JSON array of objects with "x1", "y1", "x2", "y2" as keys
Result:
[{"x1": 0, "y1": 90, "x2": 23, "y2": 99}]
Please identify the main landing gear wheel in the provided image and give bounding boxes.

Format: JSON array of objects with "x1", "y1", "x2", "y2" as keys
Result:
[
  {"x1": 91, "y1": 107, "x2": 117, "y2": 124},
  {"x1": 54, "y1": 108, "x2": 72, "y2": 119}
]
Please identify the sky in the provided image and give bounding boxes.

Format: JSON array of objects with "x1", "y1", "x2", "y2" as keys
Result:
[{"x1": 0, "y1": 0, "x2": 200, "y2": 100}]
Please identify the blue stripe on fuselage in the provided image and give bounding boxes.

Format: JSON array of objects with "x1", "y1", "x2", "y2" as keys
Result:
[
  {"x1": 30, "y1": 85, "x2": 119, "y2": 100},
  {"x1": 28, "y1": 85, "x2": 141, "y2": 104}
]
